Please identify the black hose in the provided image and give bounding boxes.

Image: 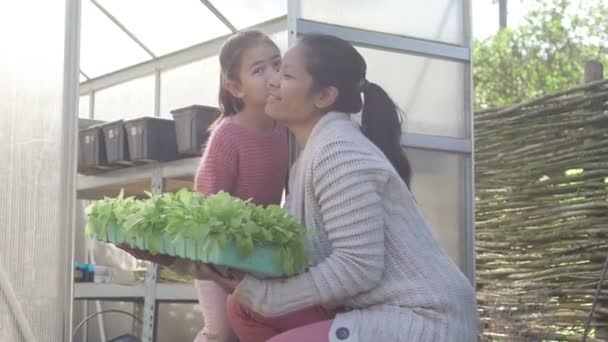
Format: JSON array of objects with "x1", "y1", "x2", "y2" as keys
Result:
[{"x1": 72, "y1": 309, "x2": 143, "y2": 338}]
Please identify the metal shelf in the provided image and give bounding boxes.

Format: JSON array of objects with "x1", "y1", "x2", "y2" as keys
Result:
[
  {"x1": 156, "y1": 284, "x2": 197, "y2": 302},
  {"x1": 75, "y1": 155, "x2": 201, "y2": 340},
  {"x1": 73, "y1": 283, "x2": 197, "y2": 302},
  {"x1": 74, "y1": 283, "x2": 145, "y2": 301},
  {"x1": 77, "y1": 157, "x2": 200, "y2": 200}
]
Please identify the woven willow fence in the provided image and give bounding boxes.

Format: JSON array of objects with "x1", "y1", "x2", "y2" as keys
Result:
[{"x1": 476, "y1": 78, "x2": 608, "y2": 341}]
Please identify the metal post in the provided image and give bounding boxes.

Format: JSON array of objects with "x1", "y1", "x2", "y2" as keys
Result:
[
  {"x1": 287, "y1": 0, "x2": 299, "y2": 46},
  {"x1": 286, "y1": 0, "x2": 300, "y2": 168},
  {"x1": 584, "y1": 60, "x2": 604, "y2": 112},
  {"x1": 142, "y1": 264, "x2": 159, "y2": 342},
  {"x1": 142, "y1": 165, "x2": 163, "y2": 342},
  {"x1": 463, "y1": 0, "x2": 475, "y2": 285},
  {"x1": 62, "y1": 0, "x2": 82, "y2": 340},
  {"x1": 89, "y1": 91, "x2": 95, "y2": 119},
  {"x1": 154, "y1": 70, "x2": 161, "y2": 117},
  {"x1": 499, "y1": 0, "x2": 507, "y2": 30},
  {"x1": 585, "y1": 61, "x2": 604, "y2": 83}
]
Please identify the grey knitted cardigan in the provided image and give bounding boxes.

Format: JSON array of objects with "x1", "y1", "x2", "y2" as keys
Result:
[{"x1": 234, "y1": 112, "x2": 478, "y2": 341}]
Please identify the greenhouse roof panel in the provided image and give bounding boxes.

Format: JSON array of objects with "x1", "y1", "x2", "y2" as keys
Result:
[
  {"x1": 208, "y1": 0, "x2": 286, "y2": 30},
  {"x1": 95, "y1": 0, "x2": 231, "y2": 56},
  {"x1": 80, "y1": 0, "x2": 152, "y2": 78},
  {"x1": 80, "y1": 0, "x2": 286, "y2": 81}
]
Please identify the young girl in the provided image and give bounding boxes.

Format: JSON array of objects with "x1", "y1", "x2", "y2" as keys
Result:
[{"x1": 191, "y1": 30, "x2": 289, "y2": 342}]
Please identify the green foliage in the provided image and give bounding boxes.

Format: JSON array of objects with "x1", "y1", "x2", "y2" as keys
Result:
[
  {"x1": 85, "y1": 189, "x2": 309, "y2": 276},
  {"x1": 474, "y1": 0, "x2": 608, "y2": 108}
]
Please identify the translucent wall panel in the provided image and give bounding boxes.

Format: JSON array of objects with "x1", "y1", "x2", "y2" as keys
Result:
[
  {"x1": 94, "y1": 75, "x2": 155, "y2": 121},
  {"x1": 0, "y1": 2, "x2": 73, "y2": 341},
  {"x1": 301, "y1": 0, "x2": 464, "y2": 45},
  {"x1": 210, "y1": 0, "x2": 286, "y2": 29},
  {"x1": 160, "y1": 31, "x2": 288, "y2": 117},
  {"x1": 270, "y1": 30, "x2": 289, "y2": 55},
  {"x1": 357, "y1": 46, "x2": 465, "y2": 138},
  {"x1": 160, "y1": 56, "x2": 220, "y2": 117},
  {"x1": 406, "y1": 148, "x2": 466, "y2": 269},
  {"x1": 97, "y1": 0, "x2": 231, "y2": 56},
  {"x1": 79, "y1": 95, "x2": 90, "y2": 118},
  {"x1": 157, "y1": 303, "x2": 203, "y2": 342},
  {"x1": 80, "y1": 0, "x2": 151, "y2": 78}
]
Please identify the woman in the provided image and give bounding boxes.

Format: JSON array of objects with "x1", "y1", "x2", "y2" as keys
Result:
[{"x1": 199, "y1": 34, "x2": 478, "y2": 342}]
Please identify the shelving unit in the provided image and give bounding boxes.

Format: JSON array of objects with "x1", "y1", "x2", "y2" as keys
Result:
[
  {"x1": 77, "y1": 157, "x2": 199, "y2": 200},
  {"x1": 74, "y1": 157, "x2": 201, "y2": 341},
  {"x1": 74, "y1": 283, "x2": 197, "y2": 302}
]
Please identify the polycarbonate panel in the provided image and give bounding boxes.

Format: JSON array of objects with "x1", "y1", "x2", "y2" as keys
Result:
[
  {"x1": 160, "y1": 55, "x2": 220, "y2": 117},
  {"x1": 357, "y1": 46, "x2": 465, "y2": 137},
  {"x1": 94, "y1": 75, "x2": 155, "y2": 121},
  {"x1": 80, "y1": 0, "x2": 151, "y2": 77},
  {"x1": 157, "y1": 303, "x2": 203, "y2": 342},
  {"x1": 79, "y1": 95, "x2": 90, "y2": 118},
  {"x1": 270, "y1": 30, "x2": 289, "y2": 55},
  {"x1": 97, "y1": 0, "x2": 231, "y2": 56},
  {"x1": 301, "y1": 0, "x2": 464, "y2": 45},
  {"x1": 210, "y1": 0, "x2": 286, "y2": 29},
  {"x1": 0, "y1": 2, "x2": 72, "y2": 341},
  {"x1": 159, "y1": 31, "x2": 288, "y2": 117},
  {"x1": 406, "y1": 148, "x2": 466, "y2": 269}
]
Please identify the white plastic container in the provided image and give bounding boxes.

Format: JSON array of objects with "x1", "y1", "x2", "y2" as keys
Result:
[{"x1": 93, "y1": 265, "x2": 112, "y2": 283}]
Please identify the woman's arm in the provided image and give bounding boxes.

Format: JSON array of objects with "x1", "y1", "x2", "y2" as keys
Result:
[{"x1": 233, "y1": 141, "x2": 387, "y2": 317}]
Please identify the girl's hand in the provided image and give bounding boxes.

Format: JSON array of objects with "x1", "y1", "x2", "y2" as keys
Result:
[{"x1": 192, "y1": 263, "x2": 245, "y2": 293}]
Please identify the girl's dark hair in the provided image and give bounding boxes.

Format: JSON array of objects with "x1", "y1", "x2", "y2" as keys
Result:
[
  {"x1": 299, "y1": 34, "x2": 412, "y2": 186},
  {"x1": 211, "y1": 30, "x2": 278, "y2": 129}
]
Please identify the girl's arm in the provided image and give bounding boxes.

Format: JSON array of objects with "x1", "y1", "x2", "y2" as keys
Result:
[{"x1": 194, "y1": 127, "x2": 239, "y2": 195}]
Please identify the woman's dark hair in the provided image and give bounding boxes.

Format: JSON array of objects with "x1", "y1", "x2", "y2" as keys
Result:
[
  {"x1": 298, "y1": 34, "x2": 412, "y2": 186},
  {"x1": 211, "y1": 30, "x2": 279, "y2": 129}
]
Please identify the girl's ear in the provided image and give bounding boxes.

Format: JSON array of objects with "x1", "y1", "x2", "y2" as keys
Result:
[{"x1": 224, "y1": 78, "x2": 245, "y2": 99}]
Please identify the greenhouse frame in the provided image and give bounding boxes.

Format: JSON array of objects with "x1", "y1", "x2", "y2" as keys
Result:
[{"x1": 0, "y1": 0, "x2": 474, "y2": 341}]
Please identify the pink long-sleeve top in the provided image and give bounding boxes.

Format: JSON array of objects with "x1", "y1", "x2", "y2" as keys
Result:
[{"x1": 193, "y1": 117, "x2": 289, "y2": 206}]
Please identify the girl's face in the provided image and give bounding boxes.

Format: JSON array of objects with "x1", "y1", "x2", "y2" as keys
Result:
[
  {"x1": 229, "y1": 43, "x2": 281, "y2": 110},
  {"x1": 265, "y1": 44, "x2": 325, "y2": 125}
]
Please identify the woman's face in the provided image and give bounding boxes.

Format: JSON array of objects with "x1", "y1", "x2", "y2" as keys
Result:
[{"x1": 265, "y1": 44, "x2": 321, "y2": 125}]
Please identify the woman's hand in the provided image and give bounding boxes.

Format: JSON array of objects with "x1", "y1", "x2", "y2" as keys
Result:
[
  {"x1": 116, "y1": 244, "x2": 176, "y2": 267},
  {"x1": 116, "y1": 244, "x2": 246, "y2": 293}
]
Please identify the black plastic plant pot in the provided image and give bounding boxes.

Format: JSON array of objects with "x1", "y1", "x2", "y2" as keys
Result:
[
  {"x1": 101, "y1": 120, "x2": 131, "y2": 165},
  {"x1": 123, "y1": 117, "x2": 179, "y2": 163},
  {"x1": 78, "y1": 125, "x2": 111, "y2": 174},
  {"x1": 170, "y1": 105, "x2": 220, "y2": 156}
]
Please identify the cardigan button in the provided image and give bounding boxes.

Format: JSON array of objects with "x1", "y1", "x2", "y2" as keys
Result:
[{"x1": 336, "y1": 327, "x2": 350, "y2": 340}]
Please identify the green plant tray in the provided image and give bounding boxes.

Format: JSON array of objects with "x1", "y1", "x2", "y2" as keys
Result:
[{"x1": 100, "y1": 222, "x2": 284, "y2": 277}]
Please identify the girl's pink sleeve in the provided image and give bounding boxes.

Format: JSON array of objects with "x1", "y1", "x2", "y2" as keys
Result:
[{"x1": 193, "y1": 128, "x2": 238, "y2": 196}]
